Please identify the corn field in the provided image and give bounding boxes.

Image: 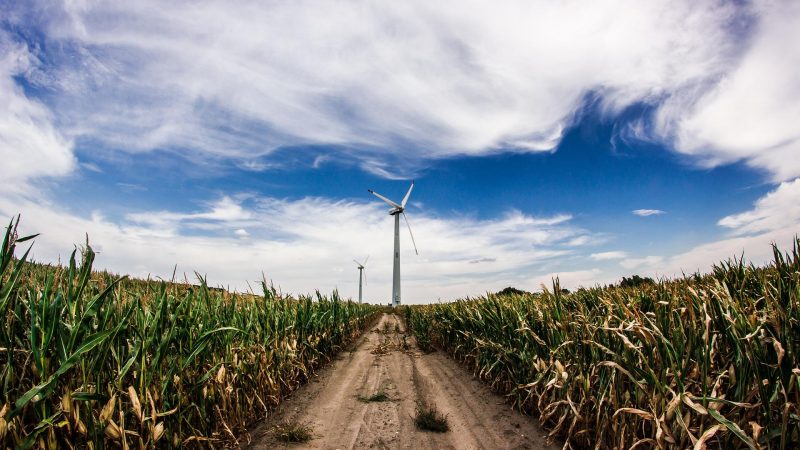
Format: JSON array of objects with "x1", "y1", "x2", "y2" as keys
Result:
[
  {"x1": 409, "y1": 241, "x2": 800, "y2": 449},
  {"x1": 0, "y1": 218, "x2": 381, "y2": 449}
]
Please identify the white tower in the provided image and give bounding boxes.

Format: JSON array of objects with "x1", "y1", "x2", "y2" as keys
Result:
[
  {"x1": 368, "y1": 182, "x2": 417, "y2": 307},
  {"x1": 353, "y1": 257, "x2": 368, "y2": 303}
]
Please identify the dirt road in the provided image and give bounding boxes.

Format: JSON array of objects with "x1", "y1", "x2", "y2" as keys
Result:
[{"x1": 247, "y1": 313, "x2": 559, "y2": 450}]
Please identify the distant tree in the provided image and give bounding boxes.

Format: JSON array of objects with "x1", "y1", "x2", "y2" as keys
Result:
[
  {"x1": 619, "y1": 275, "x2": 655, "y2": 289},
  {"x1": 560, "y1": 288, "x2": 570, "y2": 294},
  {"x1": 496, "y1": 286, "x2": 530, "y2": 296}
]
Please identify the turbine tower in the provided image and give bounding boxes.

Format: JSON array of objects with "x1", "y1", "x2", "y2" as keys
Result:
[
  {"x1": 368, "y1": 181, "x2": 418, "y2": 307},
  {"x1": 353, "y1": 256, "x2": 369, "y2": 303}
]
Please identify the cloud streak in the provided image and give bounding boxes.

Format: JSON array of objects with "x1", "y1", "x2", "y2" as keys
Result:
[
  {"x1": 632, "y1": 209, "x2": 665, "y2": 217},
  {"x1": 590, "y1": 251, "x2": 628, "y2": 261}
]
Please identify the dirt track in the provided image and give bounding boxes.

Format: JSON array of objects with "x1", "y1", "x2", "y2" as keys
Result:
[{"x1": 247, "y1": 313, "x2": 559, "y2": 450}]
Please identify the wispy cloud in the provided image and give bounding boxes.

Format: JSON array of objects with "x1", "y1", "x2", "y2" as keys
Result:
[
  {"x1": 80, "y1": 162, "x2": 103, "y2": 173},
  {"x1": 4, "y1": 0, "x2": 778, "y2": 180},
  {"x1": 632, "y1": 209, "x2": 665, "y2": 217},
  {"x1": 590, "y1": 251, "x2": 628, "y2": 261},
  {"x1": 468, "y1": 257, "x2": 496, "y2": 264},
  {"x1": 4, "y1": 179, "x2": 797, "y2": 297},
  {"x1": 531, "y1": 268, "x2": 612, "y2": 290},
  {"x1": 620, "y1": 255, "x2": 664, "y2": 270},
  {"x1": 645, "y1": 2, "x2": 800, "y2": 182},
  {"x1": 0, "y1": 193, "x2": 597, "y2": 302},
  {"x1": 238, "y1": 160, "x2": 281, "y2": 172},
  {"x1": 717, "y1": 179, "x2": 800, "y2": 236},
  {"x1": 312, "y1": 155, "x2": 330, "y2": 169},
  {"x1": 2, "y1": 1, "x2": 798, "y2": 300},
  {"x1": 116, "y1": 183, "x2": 146, "y2": 192},
  {"x1": 0, "y1": 30, "x2": 75, "y2": 191}
]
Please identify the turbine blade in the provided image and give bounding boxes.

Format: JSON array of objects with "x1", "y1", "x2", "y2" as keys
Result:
[
  {"x1": 368, "y1": 189, "x2": 401, "y2": 209},
  {"x1": 401, "y1": 181, "x2": 414, "y2": 208},
  {"x1": 363, "y1": 269, "x2": 367, "y2": 285},
  {"x1": 364, "y1": 255, "x2": 370, "y2": 266},
  {"x1": 353, "y1": 259, "x2": 362, "y2": 266},
  {"x1": 402, "y1": 212, "x2": 419, "y2": 255}
]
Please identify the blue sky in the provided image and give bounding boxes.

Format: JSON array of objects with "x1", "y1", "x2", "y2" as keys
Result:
[{"x1": 1, "y1": 1, "x2": 799, "y2": 303}]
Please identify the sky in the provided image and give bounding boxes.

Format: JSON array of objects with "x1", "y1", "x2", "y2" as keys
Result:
[{"x1": 1, "y1": 0, "x2": 799, "y2": 304}]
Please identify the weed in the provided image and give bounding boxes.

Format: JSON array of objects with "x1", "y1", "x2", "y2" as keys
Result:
[
  {"x1": 274, "y1": 420, "x2": 314, "y2": 443},
  {"x1": 414, "y1": 401, "x2": 449, "y2": 432}
]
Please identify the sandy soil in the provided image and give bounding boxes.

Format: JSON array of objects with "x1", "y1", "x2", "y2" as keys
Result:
[{"x1": 246, "y1": 313, "x2": 560, "y2": 450}]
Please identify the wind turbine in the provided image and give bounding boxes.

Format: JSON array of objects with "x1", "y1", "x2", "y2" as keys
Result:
[
  {"x1": 367, "y1": 181, "x2": 418, "y2": 308},
  {"x1": 354, "y1": 256, "x2": 369, "y2": 303}
]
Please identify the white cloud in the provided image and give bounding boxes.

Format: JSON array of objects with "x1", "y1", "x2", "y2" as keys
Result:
[
  {"x1": 650, "y1": 1, "x2": 800, "y2": 181},
  {"x1": 80, "y1": 162, "x2": 102, "y2": 173},
  {"x1": 1, "y1": 193, "x2": 595, "y2": 303},
  {"x1": 717, "y1": 178, "x2": 800, "y2": 236},
  {"x1": 590, "y1": 251, "x2": 628, "y2": 261},
  {"x1": 0, "y1": 31, "x2": 75, "y2": 191},
  {"x1": 3, "y1": 0, "x2": 754, "y2": 177},
  {"x1": 238, "y1": 160, "x2": 281, "y2": 172},
  {"x1": 566, "y1": 235, "x2": 592, "y2": 246},
  {"x1": 620, "y1": 255, "x2": 664, "y2": 271},
  {"x1": 620, "y1": 179, "x2": 800, "y2": 277},
  {"x1": 670, "y1": 178, "x2": 800, "y2": 271},
  {"x1": 531, "y1": 268, "x2": 614, "y2": 291},
  {"x1": 4, "y1": 180, "x2": 796, "y2": 299},
  {"x1": 126, "y1": 196, "x2": 253, "y2": 231},
  {"x1": 312, "y1": 155, "x2": 330, "y2": 169},
  {"x1": 2, "y1": 1, "x2": 797, "y2": 300},
  {"x1": 540, "y1": 180, "x2": 800, "y2": 288},
  {"x1": 632, "y1": 209, "x2": 665, "y2": 217}
]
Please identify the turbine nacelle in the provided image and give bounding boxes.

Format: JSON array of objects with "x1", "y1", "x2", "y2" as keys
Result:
[
  {"x1": 369, "y1": 181, "x2": 413, "y2": 215},
  {"x1": 353, "y1": 256, "x2": 369, "y2": 271}
]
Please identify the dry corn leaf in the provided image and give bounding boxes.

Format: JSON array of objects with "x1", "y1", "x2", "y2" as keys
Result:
[
  {"x1": 99, "y1": 394, "x2": 117, "y2": 423},
  {"x1": 693, "y1": 424, "x2": 724, "y2": 450},
  {"x1": 128, "y1": 386, "x2": 142, "y2": 423}
]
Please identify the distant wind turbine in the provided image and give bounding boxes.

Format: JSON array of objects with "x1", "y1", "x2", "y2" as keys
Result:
[
  {"x1": 367, "y1": 181, "x2": 418, "y2": 307},
  {"x1": 354, "y1": 256, "x2": 369, "y2": 303}
]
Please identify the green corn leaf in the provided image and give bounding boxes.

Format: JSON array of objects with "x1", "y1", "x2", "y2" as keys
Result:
[
  {"x1": 13, "y1": 330, "x2": 113, "y2": 413},
  {"x1": 182, "y1": 326, "x2": 241, "y2": 370},
  {"x1": 707, "y1": 408, "x2": 757, "y2": 449}
]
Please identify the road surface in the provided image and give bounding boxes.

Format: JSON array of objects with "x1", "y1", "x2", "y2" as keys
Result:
[{"x1": 246, "y1": 313, "x2": 559, "y2": 450}]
